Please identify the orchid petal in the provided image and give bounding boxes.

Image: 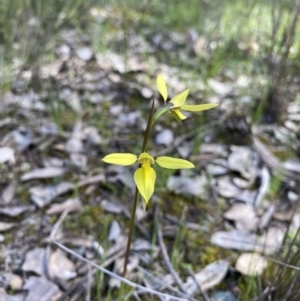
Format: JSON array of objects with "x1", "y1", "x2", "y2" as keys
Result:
[
  {"x1": 173, "y1": 108, "x2": 187, "y2": 120},
  {"x1": 138, "y1": 152, "x2": 155, "y2": 164},
  {"x1": 181, "y1": 103, "x2": 218, "y2": 112},
  {"x1": 156, "y1": 156, "x2": 194, "y2": 169},
  {"x1": 102, "y1": 153, "x2": 137, "y2": 166},
  {"x1": 169, "y1": 89, "x2": 189, "y2": 108},
  {"x1": 156, "y1": 75, "x2": 168, "y2": 102},
  {"x1": 134, "y1": 166, "x2": 156, "y2": 204}
]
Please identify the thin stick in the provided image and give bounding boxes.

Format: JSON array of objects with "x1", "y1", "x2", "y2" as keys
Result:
[
  {"x1": 137, "y1": 266, "x2": 199, "y2": 301},
  {"x1": 52, "y1": 239, "x2": 189, "y2": 301},
  {"x1": 154, "y1": 204, "x2": 187, "y2": 293}
]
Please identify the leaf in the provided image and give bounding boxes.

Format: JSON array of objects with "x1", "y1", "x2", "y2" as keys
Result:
[{"x1": 21, "y1": 167, "x2": 66, "y2": 181}]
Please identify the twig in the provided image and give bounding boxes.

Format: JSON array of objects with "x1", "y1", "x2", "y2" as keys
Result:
[
  {"x1": 52, "y1": 239, "x2": 190, "y2": 301},
  {"x1": 50, "y1": 208, "x2": 70, "y2": 240},
  {"x1": 137, "y1": 266, "x2": 199, "y2": 301},
  {"x1": 154, "y1": 204, "x2": 187, "y2": 294},
  {"x1": 45, "y1": 209, "x2": 71, "y2": 282}
]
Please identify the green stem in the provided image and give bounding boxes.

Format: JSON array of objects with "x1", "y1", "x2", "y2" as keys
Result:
[
  {"x1": 123, "y1": 186, "x2": 139, "y2": 277},
  {"x1": 141, "y1": 99, "x2": 155, "y2": 152},
  {"x1": 123, "y1": 99, "x2": 158, "y2": 277}
]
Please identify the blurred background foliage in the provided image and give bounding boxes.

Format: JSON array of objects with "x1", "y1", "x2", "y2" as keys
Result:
[{"x1": 0, "y1": 0, "x2": 299, "y2": 87}]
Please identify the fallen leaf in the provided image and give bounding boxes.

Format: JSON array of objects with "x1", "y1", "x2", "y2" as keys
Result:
[
  {"x1": 46, "y1": 198, "x2": 82, "y2": 215},
  {"x1": 2, "y1": 127, "x2": 32, "y2": 152},
  {"x1": 216, "y1": 176, "x2": 241, "y2": 198},
  {"x1": 0, "y1": 205, "x2": 34, "y2": 217},
  {"x1": 183, "y1": 260, "x2": 229, "y2": 294},
  {"x1": 167, "y1": 175, "x2": 207, "y2": 196},
  {"x1": 1, "y1": 183, "x2": 16, "y2": 205},
  {"x1": 227, "y1": 146, "x2": 255, "y2": 179},
  {"x1": 70, "y1": 153, "x2": 87, "y2": 169},
  {"x1": 48, "y1": 249, "x2": 77, "y2": 281},
  {"x1": 101, "y1": 199, "x2": 123, "y2": 214},
  {"x1": 211, "y1": 230, "x2": 257, "y2": 251},
  {"x1": 23, "y1": 276, "x2": 61, "y2": 301},
  {"x1": 0, "y1": 147, "x2": 15, "y2": 164},
  {"x1": 200, "y1": 143, "x2": 228, "y2": 157},
  {"x1": 235, "y1": 253, "x2": 267, "y2": 276},
  {"x1": 22, "y1": 248, "x2": 47, "y2": 276},
  {"x1": 223, "y1": 203, "x2": 258, "y2": 232},
  {"x1": 84, "y1": 126, "x2": 103, "y2": 145},
  {"x1": 29, "y1": 182, "x2": 74, "y2": 207},
  {"x1": 21, "y1": 167, "x2": 65, "y2": 181},
  {"x1": 108, "y1": 220, "x2": 122, "y2": 241},
  {"x1": 0, "y1": 222, "x2": 16, "y2": 232},
  {"x1": 255, "y1": 227, "x2": 285, "y2": 255}
]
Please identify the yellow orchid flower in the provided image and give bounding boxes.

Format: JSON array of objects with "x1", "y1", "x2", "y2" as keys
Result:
[
  {"x1": 102, "y1": 152, "x2": 194, "y2": 208},
  {"x1": 156, "y1": 74, "x2": 218, "y2": 122}
]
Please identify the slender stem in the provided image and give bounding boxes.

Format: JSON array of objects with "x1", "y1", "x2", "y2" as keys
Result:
[
  {"x1": 123, "y1": 101, "x2": 154, "y2": 278},
  {"x1": 123, "y1": 186, "x2": 139, "y2": 277},
  {"x1": 123, "y1": 99, "x2": 155, "y2": 277},
  {"x1": 141, "y1": 99, "x2": 155, "y2": 152}
]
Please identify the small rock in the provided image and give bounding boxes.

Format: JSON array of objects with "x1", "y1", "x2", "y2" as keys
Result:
[
  {"x1": 9, "y1": 274, "x2": 23, "y2": 290},
  {"x1": 109, "y1": 104, "x2": 123, "y2": 116},
  {"x1": 287, "y1": 191, "x2": 298, "y2": 202},
  {"x1": 211, "y1": 291, "x2": 237, "y2": 301},
  {"x1": 155, "y1": 129, "x2": 174, "y2": 145},
  {"x1": 76, "y1": 47, "x2": 93, "y2": 61}
]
